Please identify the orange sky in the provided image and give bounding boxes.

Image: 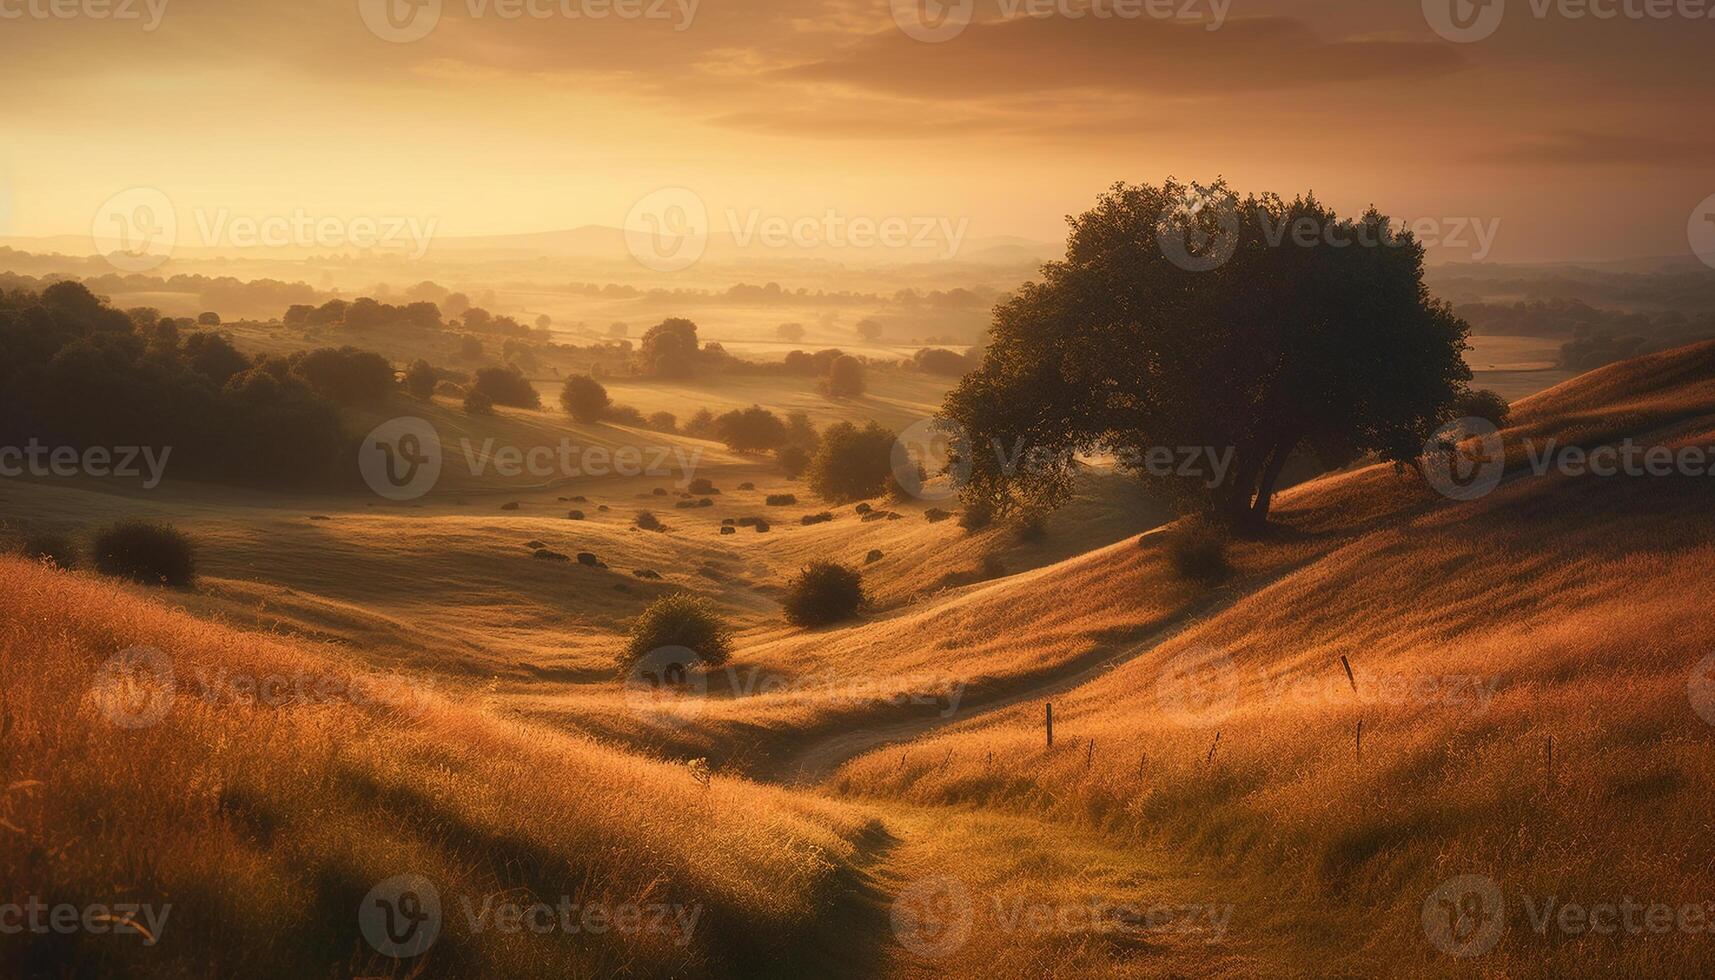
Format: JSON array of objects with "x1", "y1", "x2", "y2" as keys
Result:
[{"x1": 1, "y1": 0, "x2": 1710, "y2": 262}]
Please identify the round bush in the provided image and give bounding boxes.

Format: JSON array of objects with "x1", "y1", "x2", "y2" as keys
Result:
[
  {"x1": 782, "y1": 561, "x2": 866, "y2": 627},
  {"x1": 91, "y1": 520, "x2": 196, "y2": 586},
  {"x1": 624, "y1": 594, "x2": 732, "y2": 668},
  {"x1": 1166, "y1": 516, "x2": 1230, "y2": 585}
]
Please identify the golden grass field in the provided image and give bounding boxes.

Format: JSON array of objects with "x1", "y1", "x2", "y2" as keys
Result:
[{"x1": 5, "y1": 341, "x2": 1715, "y2": 976}]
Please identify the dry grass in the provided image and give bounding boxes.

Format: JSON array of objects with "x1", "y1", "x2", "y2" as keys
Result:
[
  {"x1": 0, "y1": 558, "x2": 871, "y2": 977},
  {"x1": 830, "y1": 341, "x2": 1715, "y2": 975}
]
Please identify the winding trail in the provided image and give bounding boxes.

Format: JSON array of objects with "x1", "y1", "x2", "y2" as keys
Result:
[{"x1": 766, "y1": 547, "x2": 1327, "y2": 786}]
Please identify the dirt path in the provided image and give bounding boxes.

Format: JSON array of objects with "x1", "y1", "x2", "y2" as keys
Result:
[{"x1": 768, "y1": 548, "x2": 1327, "y2": 786}]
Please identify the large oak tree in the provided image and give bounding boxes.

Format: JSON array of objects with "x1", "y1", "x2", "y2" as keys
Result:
[{"x1": 941, "y1": 179, "x2": 1473, "y2": 529}]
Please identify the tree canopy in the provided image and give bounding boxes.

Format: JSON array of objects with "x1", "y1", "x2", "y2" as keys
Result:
[{"x1": 941, "y1": 179, "x2": 1473, "y2": 529}]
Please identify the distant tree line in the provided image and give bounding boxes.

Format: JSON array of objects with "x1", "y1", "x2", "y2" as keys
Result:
[{"x1": 0, "y1": 281, "x2": 390, "y2": 487}]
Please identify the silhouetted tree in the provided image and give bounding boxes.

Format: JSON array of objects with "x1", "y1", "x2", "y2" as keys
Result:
[
  {"x1": 942, "y1": 179, "x2": 1472, "y2": 530},
  {"x1": 559, "y1": 374, "x2": 610, "y2": 422},
  {"x1": 639, "y1": 317, "x2": 701, "y2": 378}
]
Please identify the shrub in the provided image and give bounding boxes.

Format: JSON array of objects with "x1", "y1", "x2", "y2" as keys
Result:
[
  {"x1": 1167, "y1": 516, "x2": 1231, "y2": 585},
  {"x1": 471, "y1": 365, "x2": 541, "y2": 408},
  {"x1": 766, "y1": 494, "x2": 797, "y2": 506},
  {"x1": 715, "y1": 406, "x2": 788, "y2": 453},
  {"x1": 605, "y1": 404, "x2": 647, "y2": 426},
  {"x1": 463, "y1": 389, "x2": 494, "y2": 415},
  {"x1": 958, "y1": 499, "x2": 993, "y2": 531},
  {"x1": 404, "y1": 359, "x2": 437, "y2": 399},
  {"x1": 822, "y1": 354, "x2": 866, "y2": 398},
  {"x1": 808, "y1": 421, "x2": 896, "y2": 503},
  {"x1": 635, "y1": 510, "x2": 664, "y2": 531},
  {"x1": 91, "y1": 520, "x2": 195, "y2": 586},
  {"x1": 18, "y1": 530, "x2": 76, "y2": 568},
  {"x1": 646, "y1": 411, "x2": 677, "y2": 433},
  {"x1": 1451, "y1": 388, "x2": 1511, "y2": 429},
  {"x1": 687, "y1": 477, "x2": 716, "y2": 495},
  {"x1": 800, "y1": 512, "x2": 833, "y2": 526},
  {"x1": 623, "y1": 594, "x2": 733, "y2": 667},
  {"x1": 559, "y1": 374, "x2": 610, "y2": 422},
  {"x1": 911, "y1": 347, "x2": 975, "y2": 376},
  {"x1": 781, "y1": 561, "x2": 866, "y2": 627}
]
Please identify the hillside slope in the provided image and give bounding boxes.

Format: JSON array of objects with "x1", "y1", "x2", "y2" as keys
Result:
[{"x1": 829, "y1": 340, "x2": 1715, "y2": 975}]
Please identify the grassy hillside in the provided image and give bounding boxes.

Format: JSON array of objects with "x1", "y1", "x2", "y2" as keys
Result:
[
  {"x1": 0, "y1": 558, "x2": 874, "y2": 978},
  {"x1": 829, "y1": 341, "x2": 1715, "y2": 975}
]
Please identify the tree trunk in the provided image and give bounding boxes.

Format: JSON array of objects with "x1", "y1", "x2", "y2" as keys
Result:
[{"x1": 1246, "y1": 436, "x2": 1299, "y2": 529}]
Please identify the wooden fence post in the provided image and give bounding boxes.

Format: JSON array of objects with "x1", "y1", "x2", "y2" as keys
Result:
[{"x1": 1045, "y1": 702, "x2": 1054, "y2": 749}]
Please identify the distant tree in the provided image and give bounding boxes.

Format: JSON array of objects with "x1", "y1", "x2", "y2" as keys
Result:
[
  {"x1": 647, "y1": 411, "x2": 677, "y2": 432},
  {"x1": 459, "y1": 335, "x2": 484, "y2": 360},
  {"x1": 942, "y1": 179, "x2": 1472, "y2": 530},
  {"x1": 777, "y1": 322, "x2": 806, "y2": 343},
  {"x1": 183, "y1": 332, "x2": 250, "y2": 386},
  {"x1": 714, "y1": 405, "x2": 788, "y2": 453},
  {"x1": 823, "y1": 354, "x2": 866, "y2": 399},
  {"x1": 1451, "y1": 388, "x2": 1510, "y2": 429},
  {"x1": 535, "y1": 313, "x2": 552, "y2": 330},
  {"x1": 287, "y1": 347, "x2": 395, "y2": 404},
  {"x1": 609, "y1": 322, "x2": 630, "y2": 339},
  {"x1": 196, "y1": 311, "x2": 220, "y2": 326},
  {"x1": 807, "y1": 421, "x2": 896, "y2": 503},
  {"x1": 776, "y1": 444, "x2": 811, "y2": 479},
  {"x1": 471, "y1": 365, "x2": 541, "y2": 409},
  {"x1": 784, "y1": 410, "x2": 820, "y2": 451},
  {"x1": 854, "y1": 319, "x2": 883, "y2": 343},
  {"x1": 683, "y1": 408, "x2": 717, "y2": 438},
  {"x1": 463, "y1": 389, "x2": 494, "y2": 416},
  {"x1": 911, "y1": 347, "x2": 974, "y2": 376},
  {"x1": 405, "y1": 359, "x2": 437, "y2": 399},
  {"x1": 559, "y1": 374, "x2": 613, "y2": 420},
  {"x1": 639, "y1": 317, "x2": 700, "y2": 378},
  {"x1": 443, "y1": 292, "x2": 472, "y2": 317}
]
